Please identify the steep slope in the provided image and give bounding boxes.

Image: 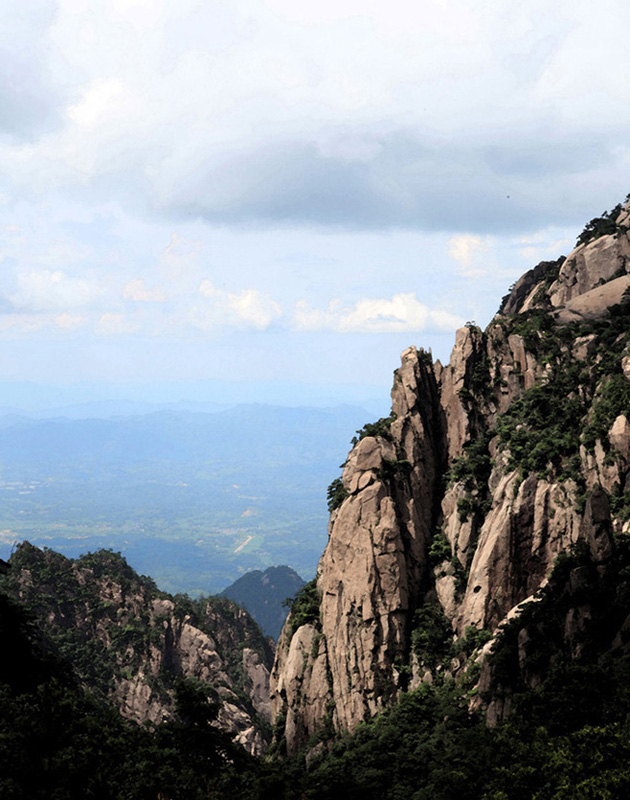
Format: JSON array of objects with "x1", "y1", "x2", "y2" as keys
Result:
[
  {"x1": 0, "y1": 542, "x2": 274, "y2": 754},
  {"x1": 271, "y1": 197, "x2": 630, "y2": 754}
]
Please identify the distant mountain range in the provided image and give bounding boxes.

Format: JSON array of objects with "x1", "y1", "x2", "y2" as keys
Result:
[
  {"x1": 0, "y1": 403, "x2": 374, "y2": 594},
  {"x1": 221, "y1": 565, "x2": 305, "y2": 639}
]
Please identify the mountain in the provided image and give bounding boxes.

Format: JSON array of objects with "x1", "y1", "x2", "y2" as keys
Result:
[
  {"x1": 221, "y1": 565, "x2": 305, "y2": 639},
  {"x1": 270, "y1": 197, "x2": 630, "y2": 758},
  {"x1": 0, "y1": 542, "x2": 274, "y2": 755},
  {"x1": 6, "y1": 200, "x2": 630, "y2": 798}
]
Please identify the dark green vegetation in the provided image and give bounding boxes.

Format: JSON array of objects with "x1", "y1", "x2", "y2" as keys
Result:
[
  {"x1": 495, "y1": 302, "x2": 630, "y2": 479},
  {"x1": 326, "y1": 476, "x2": 348, "y2": 512},
  {"x1": 411, "y1": 601, "x2": 491, "y2": 675},
  {"x1": 221, "y1": 565, "x2": 305, "y2": 639},
  {"x1": 450, "y1": 295, "x2": 630, "y2": 533},
  {"x1": 0, "y1": 543, "x2": 272, "y2": 736},
  {"x1": 282, "y1": 578, "x2": 321, "y2": 636},
  {"x1": 0, "y1": 583, "x2": 268, "y2": 800},
  {"x1": 5, "y1": 536, "x2": 630, "y2": 798},
  {"x1": 575, "y1": 196, "x2": 630, "y2": 247},
  {"x1": 325, "y1": 413, "x2": 398, "y2": 514},
  {"x1": 0, "y1": 404, "x2": 372, "y2": 592},
  {"x1": 350, "y1": 413, "x2": 396, "y2": 445}
]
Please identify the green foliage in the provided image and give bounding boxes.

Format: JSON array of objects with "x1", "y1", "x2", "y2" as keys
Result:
[
  {"x1": 492, "y1": 300, "x2": 630, "y2": 480},
  {"x1": 470, "y1": 351, "x2": 492, "y2": 398},
  {"x1": 8, "y1": 532, "x2": 630, "y2": 799},
  {"x1": 326, "y1": 477, "x2": 348, "y2": 513},
  {"x1": 575, "y1": 203, "x2": 625, "y2": 247},
  {"x1": 350, "y1": 414, "x2": 396, "y2": 446},
  {"x1": 494, "y1": 369, "x2": 585, "y2": 479},
  {"x1": 447, "y1": 432, "x2": 492, "y2": 573},
  {"x1": 428, "y1": 530, "x2": 467, "y2": 595},
  {"x1": 610, "y1": 488, "x2": 630, "y2": 523},
  {"x1": 78, "y1": 548, "x2": 158, "y2": 592},
  {"x1": 428, "y1": 529, "x2": 452, "y2": 566},
  {"x1": 283, "y1": 578, "x2": 321, "y2": 636},
  {"x1": 582, "y1": 374, "x2": 630, "y2": 452},
  {"x1": 411, "y1": 602, "x2": 454, "y2": 672},
  {"x1": 453, "y1": 625, "x2": 492, "y2": 660},
  {"x1": 411, "y1": 602, "x2": 490, "y2": 675},
  {"x1": 303, "y1": 682, "x2": 494, "y2": 800},
  {"x1": 0, "y1": 541, "x2": 273, "y2": 753},
  {"x1": 267, "y1": 707, "x2": 288, "y2": 758},
  {"x1": 580, "y1": 300, "x2": 630, "y2": 380},
  {"x1": 173, "y1": 676, "x2": 220, "y2": 727},
  {"x1": 448, "y1": 432, "x2": 493, "y2": 492},
  {"x1": 0, "y1": 587, "x2": 257, "y2": 800},
  {"x1": 505, "y1": 307, "x2": 559, "y2": 354},
  {"x1": 378, "y1": 457, "x2": 412, "y2": 482}
]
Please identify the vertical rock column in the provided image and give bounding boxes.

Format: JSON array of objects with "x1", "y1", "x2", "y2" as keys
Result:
[{"x1": 317, "y1": 348, "x2": 443, "y2": 733}]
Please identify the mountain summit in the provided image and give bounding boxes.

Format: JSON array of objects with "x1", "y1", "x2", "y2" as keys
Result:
[{"x1": 271, "y1": 197, "x2": 630, "y2": 754}]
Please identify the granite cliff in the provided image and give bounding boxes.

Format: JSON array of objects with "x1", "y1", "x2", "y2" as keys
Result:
[{"x1": 271, "y1": 198, "x2": 630, "y2": 754}]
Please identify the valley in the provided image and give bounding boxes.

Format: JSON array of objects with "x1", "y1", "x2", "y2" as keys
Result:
[{"x1": 0, "y1": 404, "x2": 378, "y2": 594}]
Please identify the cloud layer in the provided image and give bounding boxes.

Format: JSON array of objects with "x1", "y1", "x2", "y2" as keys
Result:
[
  {"x1": 0, "y1": 0, "x2": 628, "y2": 232},
  {"x1": 294, "y1": 294, "x2": 462, "y2": 333},
  {"x1": 0, "y1": 0, "x2": 625, "y2": 390}
]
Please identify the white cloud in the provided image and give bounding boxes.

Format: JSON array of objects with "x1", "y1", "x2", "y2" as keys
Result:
[
  {"x1": 0, "y1": 313, "x2": 48, "y2": 334},
  {"x1": 192, "y1": 280, "x2": 282, "y2": 331},
  {"x1": 447, "y1": 233, "x2": 494, "y2": 279},
  {"x1": 161, "y1": 232, "x2": 199, "y2": 267},
  {"x1": 447, "y1": 234, "x2": 488, "y2": 267},
  {"x1": 517, "y1": 234, "x2": 573, "y2": 263},
  {"x1": 11, "y1": 269, "x2": 103, "y2": 312},
  {"x1": 293, "y1": 293, "x2": 462, "y2": 333},
  {"x1": 67, "y1": 78, "x2": 127, "y2": 130},
  {"x1": 0, "y1": 0, "x2": 626, "y2": 231},
  {"x1": 96, "y1": 312, "x2": 139, "y2": 335},
  {"x1": 123, "y1": 277, "x2": 166, "y2": 302},
  {"x1": 54, "y1": 312, "x2": 84, "y2": 329}
]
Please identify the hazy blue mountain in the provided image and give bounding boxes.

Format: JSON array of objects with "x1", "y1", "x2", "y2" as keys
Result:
[
  {"x1": 0, "y1": 379, "x2": 389, "y2": 417},
  {"x1": 0, "y1": 404, "x2": 374, "y2": 594},
  {"x1": 1, "y1": 399, "x2": 232, "y2": 419},
  {"x1": 0, "y1": 404, "x2": 370, "y2": 472},
  {"x1": 221, "y1": 565, "x2": 305, "y2": 639}
]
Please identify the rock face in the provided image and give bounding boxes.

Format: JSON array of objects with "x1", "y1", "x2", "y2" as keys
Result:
[
  {"x1": 271, "y1": 199, "x2": 630, "y2": 754},
  {"x1": 2, "y1": 544, "x2": 274, "y2": 755}
]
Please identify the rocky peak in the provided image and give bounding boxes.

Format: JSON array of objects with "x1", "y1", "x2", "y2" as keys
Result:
[
  {"x1": 499, "y1": 199, "x2": 630, "y2": 318},
  {"x1": 271, "y1": 194, "x2": 630, "y2": 755}
]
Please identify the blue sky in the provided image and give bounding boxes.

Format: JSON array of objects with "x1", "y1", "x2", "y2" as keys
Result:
[{"x1": 0, "y1": 0, "x2": 629, "y2": 408}]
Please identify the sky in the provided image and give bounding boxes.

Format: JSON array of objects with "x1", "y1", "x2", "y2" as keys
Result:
[{"x1": 0, "y1": 0, "x2": 629, "y2": 410}]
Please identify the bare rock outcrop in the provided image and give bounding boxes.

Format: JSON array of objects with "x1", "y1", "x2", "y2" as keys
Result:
[
  {"x1": 271, "y1": 196, "x2": 630, "y2": 754},
  {"x1": 270, "y1": 623, "x2": 332, "y2": 755},
  {"x1": 548, "y1": 230, "x2": 630, "y2": 308}
]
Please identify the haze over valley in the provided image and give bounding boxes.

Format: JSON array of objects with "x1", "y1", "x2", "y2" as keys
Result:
[{"x1": 0, "y1": 401, "x2": 380, "y2": 594}]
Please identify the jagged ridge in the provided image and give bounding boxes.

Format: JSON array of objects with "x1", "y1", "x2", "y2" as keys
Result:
[
  {"x1": 0, "y1": 542, "x2": 274, "y2": 754},
  {"x1": 271, "y1": 198, "x2": 630, "y2": 755}
]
